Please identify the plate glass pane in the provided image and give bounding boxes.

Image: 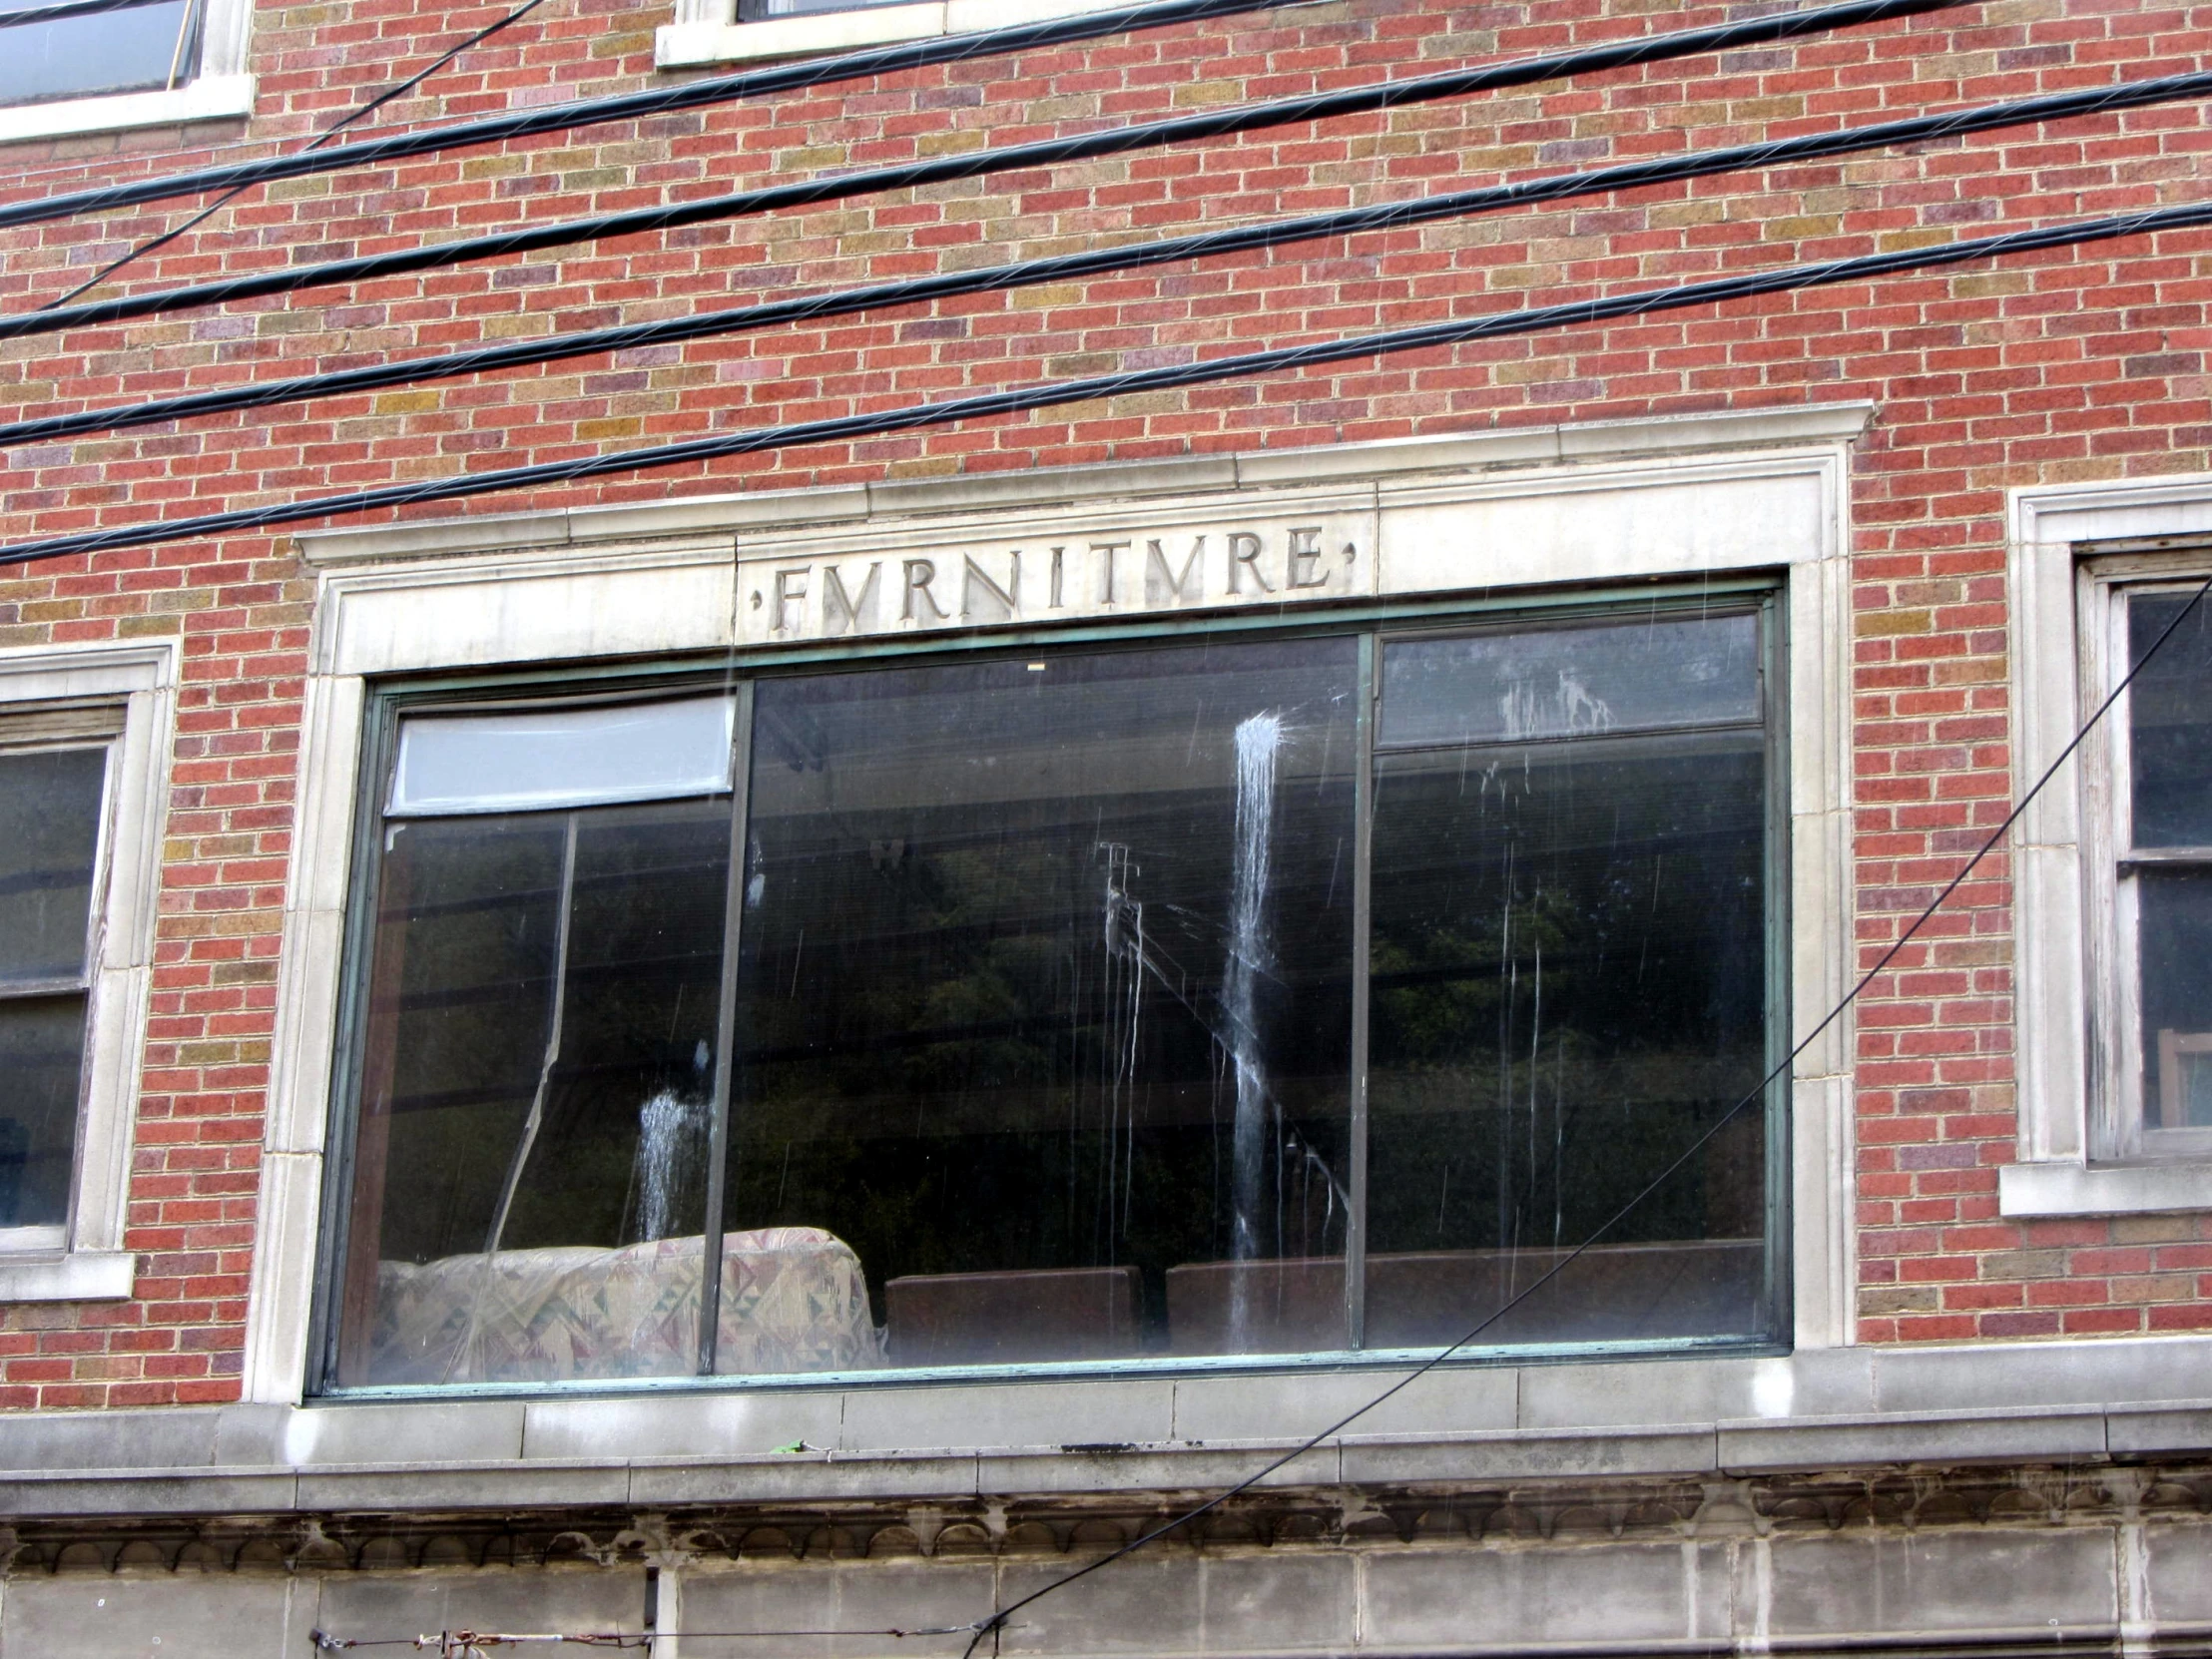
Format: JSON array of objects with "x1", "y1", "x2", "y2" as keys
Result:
[
  {"x1": 0, "y1": 993, "x2": 89, "y2": 1230},
  {"x1": 2137, "y1": 869, "x2": 2212, "y2": 1133},
  {"x1": 720, "y1": 640, "x2": 1360, "y2": 1372},
  {"x1": 336, "y1": 801, "x2": 729, "y2": 1386},
  {"x1": 390, "y1": 697, "x2": 734, "y2": 818},
  {"x1": 0, "y1": 0, "x2": 193, "y2": 106},
  {"x1": 2128, "y1": 591, "x2": 2212, "y2": 848},
  {"x1": 1366, "y1": 613, "x2": 1773, "y2": 1348},
  {"x1": 0, "y1": 745, "x2": 106, "y2": 986}
]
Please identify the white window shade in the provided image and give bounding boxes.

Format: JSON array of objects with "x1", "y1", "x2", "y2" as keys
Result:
[{"x1": 389, "y1": 697, "x2": 735, "y2": 817}]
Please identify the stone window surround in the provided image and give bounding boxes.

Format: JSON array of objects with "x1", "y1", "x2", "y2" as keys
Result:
[
  {"x1": 2003, "y1": 474, "x2": 2212, "y2": 1219},
  {"x1": 0, "y1": 0, "x2": 253, "y2": 146},
  {"x1": 656, "y1": 0, "x2": 1136, "y2": 71},
  {"x1": 242, "y1": 401, "x2": 1871, "y2": 1408},
  {"x1": 0, "y1": 640, "x2": 177, "y2": 1304}
]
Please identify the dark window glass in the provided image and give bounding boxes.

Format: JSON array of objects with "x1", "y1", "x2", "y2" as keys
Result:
[
  {"x1": 0, "y1": 746, "x2": 105, "y2": 985},
  {"x1": 2130, "y1": 593, "x2": 2212, "y2": 849},
  {"x1": 336, "y1": 801, "x2": 730, "y2": 1386},
  {"x1": 0, "y1": 993, "x2": 89, "y2": 1229},
  {"x1": 725, "y1": 641, "x2": 1359, "y2": 1369},
  {"x1": 1367, "y1": 615, "x2": 1771, "y2": 1347},
  {"x1": 329, "y1": 612, "x2": 1781, "y2": 1389},
  {"x1": 0, "y1": 743, "x2": 107, "y2": 1232},
  {"x1": 0, "y1": 0, "x2": 198, "y2": 107},
  {"x1": 2126, "y1": 592, "x2": 2212, "y2": 1137},
  {"x1": 2138, "y1": 870, "x2": 2212, "y2": 1133}
]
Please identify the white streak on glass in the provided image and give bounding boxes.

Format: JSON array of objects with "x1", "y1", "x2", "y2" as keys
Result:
[
  {"x1": 1224, "y1": 712, "x2": 1282, "y2": 1349},
  {"x1": 633, "y1": 1089, "x2": 706, "y2": 1243}
]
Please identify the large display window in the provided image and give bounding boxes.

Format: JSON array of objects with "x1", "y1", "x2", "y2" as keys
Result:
[{"x1": 322, "y1": 597, "x2": 1788, "y2": 1390}]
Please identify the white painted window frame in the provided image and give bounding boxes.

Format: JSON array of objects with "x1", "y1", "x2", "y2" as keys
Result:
[
  {"x1": 657, "y1": 0, "x2": 1135, "y2": 71},
  {"x1": 0, "y1": 641, "x2": 176, "y2": 1303},
  {"x1": 243, "y1": 404, "x2": 1869, "y2": 1405},
  {"x1": 0, "y1": 0, "x2": 254, "y2": 147},
  {"x1": 2003, "y1": 475, "x2": 2212, "y2": 1218}
]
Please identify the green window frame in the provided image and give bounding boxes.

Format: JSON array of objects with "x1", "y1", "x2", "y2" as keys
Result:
[{"x1": 312, "y1": 584, "x2": 1791, "y2": 1396}]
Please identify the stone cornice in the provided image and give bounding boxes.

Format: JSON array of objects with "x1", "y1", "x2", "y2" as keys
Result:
[{"x1": 292, "y1": 403, "x2": 1876, "y2": 567}]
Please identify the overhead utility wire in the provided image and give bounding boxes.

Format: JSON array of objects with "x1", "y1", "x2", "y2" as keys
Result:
[
  {"x1": 3, "y1": 193, "x2": 2208, "y2": 569},
  {"x1": 0, "y1": 0, "x2": 1331, "y2": 234},
  {"x1": 8, "y1": 66, "x2": 2204, "y2": 450},
  {"x1": 0, "y1": 0, "x2": 1967, "y2": 338},
  {"x1": 43, "y1": 0, "x2": 561, "y2": 309},
  {"x1": 947, "y1": 565, "x2": 2212, "y2": 1659}
]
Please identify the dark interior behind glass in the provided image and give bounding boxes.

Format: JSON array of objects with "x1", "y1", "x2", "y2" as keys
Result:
[
  {"x1": 0, "y1": 744, "x2": 107, "y2": 1233},
  {"x1": 330, "y1": 609, "x2": 1781, "y2": 1388},
  {"x1": 2130, "y1": 591, "x2": 2212, "y2": 1133}
]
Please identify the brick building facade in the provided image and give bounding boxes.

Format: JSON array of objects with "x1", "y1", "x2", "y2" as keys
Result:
[{"x1": 3, "y1": 0, "x2": 2212, "y2": 1651}]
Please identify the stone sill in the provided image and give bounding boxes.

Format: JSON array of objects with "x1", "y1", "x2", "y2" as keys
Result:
[
  {"x1": 0, "y1": 75, "x2": 253, "y2": 147},
  {"x1": 1998, "y1": 1160, "x2": 2212, "y2": 1217},
  {"x1": 5, "y1": 1333, "x2": 2211, "y2": 1520},
  {"x1": 0, "y1": 1250, "x2": 134, "y2": 1303}
]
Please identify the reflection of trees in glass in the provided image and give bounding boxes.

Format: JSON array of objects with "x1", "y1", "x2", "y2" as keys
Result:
[
  {"x1": 726, "y1": 643, "x2": 1360, "y2": 1351},
  {"x1": 730, "y1": 813, "x2": 1344, "y2": 1330}
]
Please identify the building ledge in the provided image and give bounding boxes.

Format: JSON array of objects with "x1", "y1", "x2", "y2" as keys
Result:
[{"x1": 2, "y1": 1331, "x2": 2206, "y2": 1520}]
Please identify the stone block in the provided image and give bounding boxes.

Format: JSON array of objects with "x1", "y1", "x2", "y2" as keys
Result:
[
  {"x1": 1, "y1": 1571, "x2": 308, "y2": 1659},
  {"x1": 1364, "y1": 1540, "x2": 1695, "y2": 1646},
  {"x1": 838, "y1": 1378, "x2": 1174, "y2": 1454},
  {"x1": 309, "y1": 1567, "x2": 651, "y2": 1647},
  {"x1": 1761, "y1": 1528, "x2": 2117, "y2": 1636}
]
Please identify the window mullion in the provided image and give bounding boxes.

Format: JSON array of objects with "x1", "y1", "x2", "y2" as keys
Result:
[
  {"x1": 1345, "y1": 633, "x2": 1375, "y2": 1350},
  {"x1": 698, "y1": 678, "x2": 755, "y2": 1377}
]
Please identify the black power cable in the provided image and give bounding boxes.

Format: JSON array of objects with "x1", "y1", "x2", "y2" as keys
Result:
[
  {"x1": 1, "y1": 193, "x2": 2206, "y2": 569},
  {"x1": 43, "y1": 0, "x2": 562, "y2": 309},
  {"x1": 0, "y1": 0, "x2": 1968, "y2": 338},
  {"x1": 0, "y1": 0, "x2": 1332, "y2": 234},
  {"x1": 6, "y1": 65, "x2": 2205, "y2": 450}
]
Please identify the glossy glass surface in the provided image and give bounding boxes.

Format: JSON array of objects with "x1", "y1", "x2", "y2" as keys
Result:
[
  {"x1": 2137, "y1": 869, "x2": 2212, "y2": 1132},
  {"x1": 722, "y1": 641, "x2": 1360, "y2": 1369},
  {"x1": 0, "y1": 745, "x2": 106, "y2": 986},
  {"x1": 0, "y1": 993, "x2": 89, "y2": 1229},
  {"x1": 0, "y1": 0, "x2": 195, "y2": 107},
  {"x1": 329, "y1": 612, "x2": 1784, "y2": 1390},
  {"x1": 1366, "y1": 614, "x2": 1772, "y2": 1347},
  {"x1": 390, "y1": 697, "x2": 734, "y2": 817},
  {"x1": 336, "y1": 800, "x2": 729, "y2": 1385},
  {"x1": 1382, "y1": 614, "x2": 1760, "y2": 749},
  {"x1": 2129, "y1": 592, "x2": 2212, "y2": 849}
]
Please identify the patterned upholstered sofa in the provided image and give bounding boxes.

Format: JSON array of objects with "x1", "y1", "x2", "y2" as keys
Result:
[{"x1": 367, "y1": 1226, "x2": 884, "y2": 1385}]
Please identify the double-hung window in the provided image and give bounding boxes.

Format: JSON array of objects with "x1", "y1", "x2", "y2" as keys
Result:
[
  {"x1": 0, "y1": 708, "x2": 119, "y2": 1251},
  {"x1": 321, "y1": 597, "x2": 1786, "y2": 1392},
  {"x1": 0, "y1": 0, "x2": 202, "y2": 107},
  {"x1": 2105, "y1": 580, "x2": 2212, "y2": 1158}
]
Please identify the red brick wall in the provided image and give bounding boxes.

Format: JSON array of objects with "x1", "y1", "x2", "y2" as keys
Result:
[{"x1": 4, "y1": 0, "x2": 2211, "y2": 1405}]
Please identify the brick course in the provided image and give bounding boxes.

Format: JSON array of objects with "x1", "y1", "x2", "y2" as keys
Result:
[{"x1": 3, "y1": 0, "x2": 2211, "y2": 1404}]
